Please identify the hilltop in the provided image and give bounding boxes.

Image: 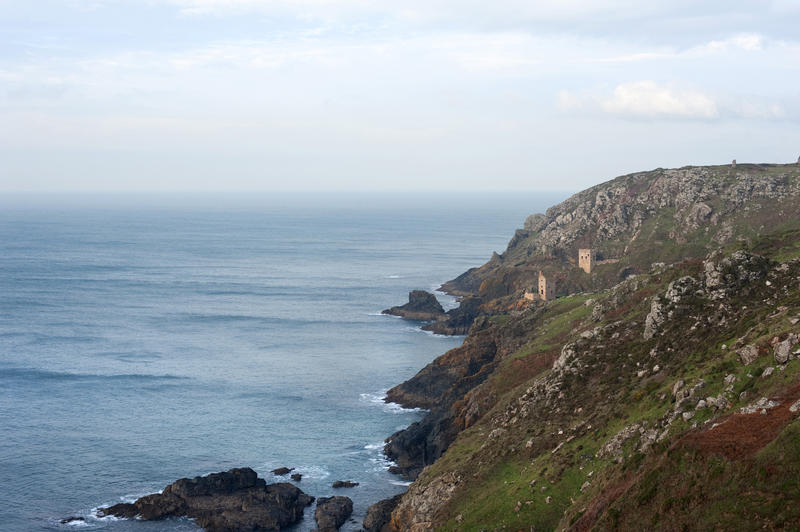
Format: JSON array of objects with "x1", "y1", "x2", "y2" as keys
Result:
[{"x1": 369, "y1": 162, "x2": 800, "y2": 531}]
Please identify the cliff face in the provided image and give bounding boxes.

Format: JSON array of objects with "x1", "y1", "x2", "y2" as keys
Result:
[{"x1": 381, "y1": 162, "x2": 800, "y2": 531}]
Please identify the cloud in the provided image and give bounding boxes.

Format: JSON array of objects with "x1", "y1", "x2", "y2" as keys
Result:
[
  {"x1": 559, "y1": 81, "x2": 787, "y2": 121},
  {"x1": 601, "y1": 81, "x2": 719, "y2": 118}
]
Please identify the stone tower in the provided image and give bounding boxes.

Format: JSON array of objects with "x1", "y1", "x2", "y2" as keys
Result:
[
  {"x1": 538, "y1": 271, "x2": 554, "y2": 301},
  {"x1": 732, "y1": 159, "x2": 737, "y2": 168},
  {"x1": 578, "y1": 248, "x2": 595, "y2": 274}
]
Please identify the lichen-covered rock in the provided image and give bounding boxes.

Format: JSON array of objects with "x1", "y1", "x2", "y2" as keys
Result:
[
  {"x1": 703, "y1": 251, "x2": 771, "y2": 300},
  {"x1": 390, "y1": 472, "x2": 462, "y2": 532},
  {"x1": 774, "y1": 334, "x2": 799, "y2": 364},
  {"x1": 737, "y1": 345, "x2": 760, "y2": 365},
  {"x1": 740, "y1": 397, "x2": 780, "y2": 414}
]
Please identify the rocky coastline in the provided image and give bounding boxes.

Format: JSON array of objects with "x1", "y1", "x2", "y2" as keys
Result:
[
  {"x1": 369, "y1": 162, "x2": 800, "y2": 530},
  {"x1": 87, "y1": 162, "x2": 800, "y2": 531}
]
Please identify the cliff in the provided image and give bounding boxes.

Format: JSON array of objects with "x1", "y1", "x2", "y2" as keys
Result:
[
  {"x1": 441, "y1": 163, "x2": 800, "y2": 309},
  {"x1": 379, "y1": 162, "x2": 800, "y2": 531}
]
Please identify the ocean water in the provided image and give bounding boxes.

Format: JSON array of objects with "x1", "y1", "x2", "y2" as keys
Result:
[{"x1": 0, "y1": 191, "x2": 567, "y2": 531}]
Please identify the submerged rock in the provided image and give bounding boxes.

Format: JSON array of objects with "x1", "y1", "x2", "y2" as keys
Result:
[
  {"x1": 271, "y1": 466, "x2": 294, "y2": 476},
  {"x1": 96, "y1": 467, "x2": 313, "y2": 532},
  {"x1": 382, "y1": 290, "x2": 445, "y2": 321},
  {"x1": 313, "y1": 496, "x2": 353, "y2": 532},
  {"x1": 331, "y1": 480, "x2": 359, "y2": 488}
]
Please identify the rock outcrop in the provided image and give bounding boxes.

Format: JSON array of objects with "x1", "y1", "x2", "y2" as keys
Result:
[
  {"x1": 97, "y1": 468, "x2": 313, "y2": 532},
  {"x1": 422, "y1": 296, "x2": 483, "y2": 335},
  {"x1": 382, "y1": 290, "x2": 445, "y2": 321},
  {"x1": 362, "y1": 494, "x2": 402, "y2": 532},
  {"x1": 313, "y1": 496, "x2": 352, "y2": 532}
]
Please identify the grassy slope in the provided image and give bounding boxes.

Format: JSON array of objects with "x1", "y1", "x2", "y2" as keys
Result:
[{"x1": 408, "y1": 226, "x2": 800, "y2": 531}]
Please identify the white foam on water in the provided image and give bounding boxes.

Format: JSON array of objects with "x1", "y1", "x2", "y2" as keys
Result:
[
  {"x1": 386, "y1": 275, "x2": 402, "y2": 279},
  {"x1": 389, "y1": 480, "x2": 412, "y2": 487},
  {"x1": 359, "y1": 391, "x2": 424, "y2": 415},
  {"x1": 403, "y1": 326, "x2": 454, "y2": 339},
  {"x1": 88, "y1": 488, "x2": 156, "y2": 523},
  {"x1": 293, "y1": 465, "x2": 331, "y2": 480},
  {"x1": 367, "y1": 311, "x2": 402, "y2": 318},
  {"x1": 61, "y1": 518, "x2": 91, "y2": 527}
]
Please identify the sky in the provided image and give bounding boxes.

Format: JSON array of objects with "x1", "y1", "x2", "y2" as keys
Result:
[{"x1": 1, "y1": 1, "x2": 799, "y2": 192}]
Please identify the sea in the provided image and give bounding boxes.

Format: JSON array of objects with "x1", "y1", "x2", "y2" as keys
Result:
[{"x1": 0, "y1": 191, "x2": 568, "y2": 531}]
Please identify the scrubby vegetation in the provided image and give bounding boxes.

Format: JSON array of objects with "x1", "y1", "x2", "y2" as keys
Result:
[{"x1": 381, "y1": 163, "x2": 800, "y2": 531}]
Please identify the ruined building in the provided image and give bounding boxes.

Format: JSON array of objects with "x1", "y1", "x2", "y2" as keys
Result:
[
  {"x1": 538, "y1": 271, "x2": 555, "y2": 301},
  {"x1": 578, "y1": 248, "x2": 595, "y2": 274}
]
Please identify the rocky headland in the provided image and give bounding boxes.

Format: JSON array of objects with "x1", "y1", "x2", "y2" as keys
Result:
[
  {"x1": 375, "y1": 162, "x2": 800, "y2": 530},
  {"x1": 382, "y1": 290, "x2": 446, "y2": 321}
]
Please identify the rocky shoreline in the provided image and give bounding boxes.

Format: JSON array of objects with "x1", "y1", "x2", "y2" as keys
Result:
[{"x1": 84, "y1": 162, "x2": 800, "y2": 531}]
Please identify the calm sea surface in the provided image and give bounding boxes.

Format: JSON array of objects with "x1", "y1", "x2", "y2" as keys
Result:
[{"x1": 0, "y1": 191, "x2": 567, "y2": 531}]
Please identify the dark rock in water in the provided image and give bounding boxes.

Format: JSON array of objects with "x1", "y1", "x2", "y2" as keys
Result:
[
  {"x1": 362, "y1": 494, "x2": 402, "y2": 532},
  {"x1": 382, "y1": 290, "x2": 445, "y2": 321},
  {"x1": 331, "y1": 480, "x2": 359, "y2": 488},
  {"x1": 290, "y1": 472, "x2": 302, "y2": 481},
  {"x1": 271, "y1": 466, "x2": 294, "y2": 476},
  {"x1": 96, "y1": 467, "x2": 313, "y2": 532},
  {"x1": 60, "y1": 516, "x2": 85, "y2": 524},
  {"x1": 313, "y1": 496, "x2": 353, "y2": 532}
]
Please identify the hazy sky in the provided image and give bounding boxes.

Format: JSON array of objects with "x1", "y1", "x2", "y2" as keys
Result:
[{"x1": 1, "y1": 1, "x2": 799, "y2": 191}]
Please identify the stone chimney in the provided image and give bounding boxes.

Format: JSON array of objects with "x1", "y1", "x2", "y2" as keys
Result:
[
  {"x1": 732, "y1": 159, "x2": 737, "y2": 168},
  {"x1": 578, "y1": 248, "x2": 595, "y2": 274}
]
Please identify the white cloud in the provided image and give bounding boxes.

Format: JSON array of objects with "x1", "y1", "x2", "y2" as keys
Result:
[
  {"x1": 694, "y1": 33, "x2": 764, "y2": 54},
  {"x1": 559, "y1": 81, "x2": 788, "y2": 121},
  {"x1": 601, "y1": 81, "x2": 719, "y2": 118}
]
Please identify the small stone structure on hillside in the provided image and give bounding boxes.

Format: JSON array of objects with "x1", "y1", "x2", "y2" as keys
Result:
[
  {"x1": 538, "y1": 271, "x2": 555, "y2": 301},
  {"x1": 523, "y1": 271, "x2": 555, "y2": 302},
  {"x1": 578, "y1": 248, "x2": 595, "y2": 274},
  {"x1": 523, "y1": 291, "x2": 536, "y2": 301},
  {"x1": 732, "y1": 159, "x2": 737, "y2": 168}
]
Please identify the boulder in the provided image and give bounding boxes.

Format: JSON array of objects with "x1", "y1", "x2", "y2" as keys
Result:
[
  {"x1": 313, "y1": 496, "x2": 353, "y2": 532},
  {"x1": 774, "y1": 334, "x2": 798, "y2": 364},
  {"x1": 96, "y1": 468, "x2": 313, "y2": 532},
  {"x1": 362, "y1": 494, "x2": 403, "y2": 532},
  {"x1": 290, "y1": 473, "x2": 302, "y2": 482},
  {"x1": 382, "y1": 290, "x2": 445, "y2": 321},
  {"x1": 271, "y1": 467, "x2": 294, "y2": 476},
  {"x1": 737, "y1": 345, "x2": 759, "y2": 365}
]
